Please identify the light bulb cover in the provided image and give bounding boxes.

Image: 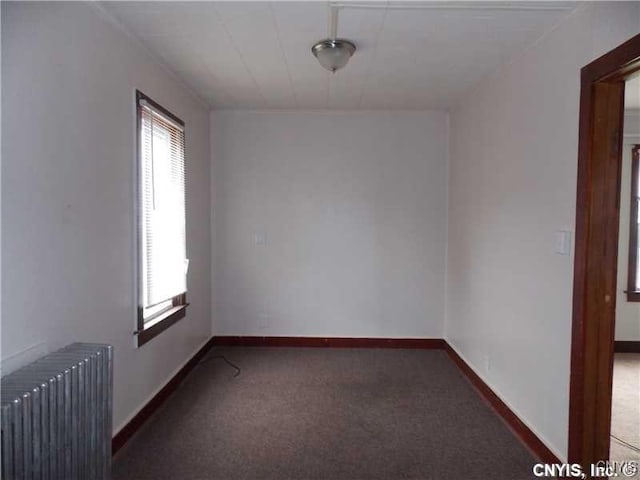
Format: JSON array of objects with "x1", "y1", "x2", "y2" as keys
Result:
[{"x1": 311, "y1": 39, "x2": 356, "y2": 73}]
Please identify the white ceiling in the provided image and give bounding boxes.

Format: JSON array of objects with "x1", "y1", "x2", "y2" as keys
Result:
[{"x1": 100, "y1": 1, "x2": 578, "y2": 110}]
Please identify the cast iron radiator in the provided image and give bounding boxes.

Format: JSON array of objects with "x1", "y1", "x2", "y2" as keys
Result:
[{"x1": 1, "y1": 343, "x2": 113, "y2": 480}]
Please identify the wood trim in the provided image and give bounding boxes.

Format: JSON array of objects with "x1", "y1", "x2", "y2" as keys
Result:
[
  {"x1": 112, "y1": 337, "x2": 215, "y2": 454},
  {"x1": 626, "y1": 291, "x2": 640, "y2": 302},
  {"x1": 444, "y1": 343, "x2": 560, "y2": 464},
  {"x1": 570, "y1": 80, "x2": 624, "y2": 466},
  {"x1": 614, "y1": 340, "x2": 640, "y2": 353},
  {"x1": 136, "y1": 90, "x2": 185, "y2": 127},
  {"x1": 581, "y1": 33, "x2": 640, "y2": 83},
  {"x1": 135, "y1": 89, "x2": 187, "y2": 345},
  {"x1": 211, "y1": 336, "x2": 446, "y2": 349},
  {"x1": 568, "y1": 33, "x2": 639, "y2": 466},
  {"x1": 627, "y1": 146, "x2": 640, "y2": 302},
  {"x1": 568, "y1": 57, "x2": 592, "y2": 466},
  {"x1": 136, "y1": 303, "x2": 188, "y2": 347}
]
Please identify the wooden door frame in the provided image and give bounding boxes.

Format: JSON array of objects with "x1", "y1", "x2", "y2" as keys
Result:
[{"x1": 569, "y1": 32, "x2": 640, "y2": 466}]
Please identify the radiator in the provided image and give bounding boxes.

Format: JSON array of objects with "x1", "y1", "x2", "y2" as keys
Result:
[{"x1": 1, "y1": 343, "x2": 113, "y2": 480}]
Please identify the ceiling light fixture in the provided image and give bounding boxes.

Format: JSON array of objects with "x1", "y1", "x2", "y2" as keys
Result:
[
  {"x1": 311, "y1": 1, "x2": 574, "y2": 74},
  {"x1": 311, "y1": 39, "x2": 356, "y2": 73},
  {"x1": 311, "y1": 5, "x2": 356, "y2": 73}
]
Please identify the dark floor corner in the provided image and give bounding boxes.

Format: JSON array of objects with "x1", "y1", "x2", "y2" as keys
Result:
[{"x1": 112, "y1": 347, "x2": 537, "y2": 480}]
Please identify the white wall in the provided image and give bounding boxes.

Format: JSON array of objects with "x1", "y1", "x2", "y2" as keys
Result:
[
  {"x1": 211, "y1": 111, "x2": 448, "y2": 338},
  {"x1": 447, "y1": 2, "x2": 640, "y2": 461},
  {"x1": 616, "y1": 111, "x2": 640, "y2": 342},
  {"x1": 1, "y1": 2, "x2": 211, "y2": 434}
]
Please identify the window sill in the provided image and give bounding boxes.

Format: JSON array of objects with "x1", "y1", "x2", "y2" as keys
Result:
[
  {"x1": 627, "y1": 291, "x2": 640, "y2": 302},
  {"x1": 136, "y1": 304, "x2": 188, "y2": 347}
]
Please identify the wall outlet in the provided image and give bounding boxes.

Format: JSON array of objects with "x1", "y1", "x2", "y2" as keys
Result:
[
  {"x1": 258, "y1": 312, "x2": 270, "y2": 329},
  {"x1": 254, "y1": 232, "x2": 267, "y2": 246},
  {"x1": 483, "y1": 354, "x2": 491, "y2": 372}
]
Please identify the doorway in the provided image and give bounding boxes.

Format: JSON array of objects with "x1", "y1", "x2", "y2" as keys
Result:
[
  {"x1": 611, "y1": 81, "x2": 640, "y2": 464},
  {"x1": 569, "y1": 33, "x2": 640, "y2": 467}
]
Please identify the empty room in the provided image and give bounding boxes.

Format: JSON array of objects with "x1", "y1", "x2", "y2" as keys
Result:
[{"x1": 2, "y1": 1, "x2": 640, "y2": 479}]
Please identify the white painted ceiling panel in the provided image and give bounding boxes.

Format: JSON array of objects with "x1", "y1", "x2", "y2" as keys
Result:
[{"x1": 100, "y1": 1, "x2": 579, "y2": 110}]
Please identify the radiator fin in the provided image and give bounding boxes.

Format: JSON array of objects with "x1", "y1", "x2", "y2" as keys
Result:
[{"x1": 1, "y1": 343, "x2": 113, "y2": 480}]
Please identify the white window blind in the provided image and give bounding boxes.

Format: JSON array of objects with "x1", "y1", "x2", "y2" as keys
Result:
[{"x1": 138, "y1": 98, "x2": 187, "y2": 316}]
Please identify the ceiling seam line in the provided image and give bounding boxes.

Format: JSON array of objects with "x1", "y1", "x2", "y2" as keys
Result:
[
  {"x1": 201, "y1": 58, "x2": 241, "y2": 107},
  {"x1": 269, "y1": 2, "x2": 299, "y2": 108},
  {"x1": 330, "y1": 2, "x2": 575, "y2": 11},
  {"x1": 357, "y1": 1, "x2": 388, "y2": 108},
  {"x1": 213, "y1": 6, "x2": 269, "y2": 109},
  {"x1": 324, "y1": 1, "x2": 331, "y2": 108}
]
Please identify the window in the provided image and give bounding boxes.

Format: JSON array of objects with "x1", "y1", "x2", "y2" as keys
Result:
[
  {"x1": 628, "y1": 145, "x2": 640, "y2": 302},
  {"x1": 136, "y1": 91, "x2": 188, "y2": 346}
]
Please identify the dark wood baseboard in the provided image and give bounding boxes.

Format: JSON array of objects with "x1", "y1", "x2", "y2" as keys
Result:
[
  {"x1": 111, "y1": 337, "x2": 216, "y2": 455},
  {"x1": 614, "y1": 340, "x2": 640, "y2": 353},
  {"x1": 211, "y1": 336, "x2": 446, "y2": 349},
  {"x1": 444, "y1": 343, "x2": 560, "y2": 464},
  {"x1": 112, "y1": 334, "x2": 559, "y2": 465}
]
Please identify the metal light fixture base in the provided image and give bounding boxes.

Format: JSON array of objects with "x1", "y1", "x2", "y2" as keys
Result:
[{"x1": 311, "y1": 38, "x2": 357, "y2": 73}]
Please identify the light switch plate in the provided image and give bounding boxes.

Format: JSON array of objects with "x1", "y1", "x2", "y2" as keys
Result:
[
  {"x1": 555, "y1": 229, "x2": 572, "y2": 255},
  {"x1": 254, "y1": 232, "x2": 267, "y2": 246}
]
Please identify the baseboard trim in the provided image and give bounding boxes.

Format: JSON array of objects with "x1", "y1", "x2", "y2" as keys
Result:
[
  {"x1": 112, "y1": 334, "x2": 560, "y2": 465},
  {"x1": 614, "y1": 340, "x2": 640, "y2": 352},
  {"x1": 443, "y1": 343, "x2": 561, "y2": 464},
  {"x1": 212, "y1": 336, "x2": 446, "y2": 349},
  {"x1": 111, "y1": 337, "x2": 216, "y2": 455}
]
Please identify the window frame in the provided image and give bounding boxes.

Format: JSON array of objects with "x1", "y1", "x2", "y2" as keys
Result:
[
  {"x1": 135, "y1": 90, "x2": 188, "y2": 347},
  {"x1": 627, "y1": 145, "x2": 640, "y2": 302}
]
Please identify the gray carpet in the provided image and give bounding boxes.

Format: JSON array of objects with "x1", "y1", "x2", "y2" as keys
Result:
[
  {"x1": 113, "y1": 347, "x2": 537, "y2": 480},
  {"x1": 611, "y1": 353, "x2": 640, "y2": 463}
]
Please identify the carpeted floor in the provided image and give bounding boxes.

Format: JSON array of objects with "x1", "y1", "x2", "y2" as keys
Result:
[
  {"x1": 112, "y1": 347, "x2": 538, "y2": 480},
  {"x1": 611, "y1": 353, "x2": 640, "y2": 463}
]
